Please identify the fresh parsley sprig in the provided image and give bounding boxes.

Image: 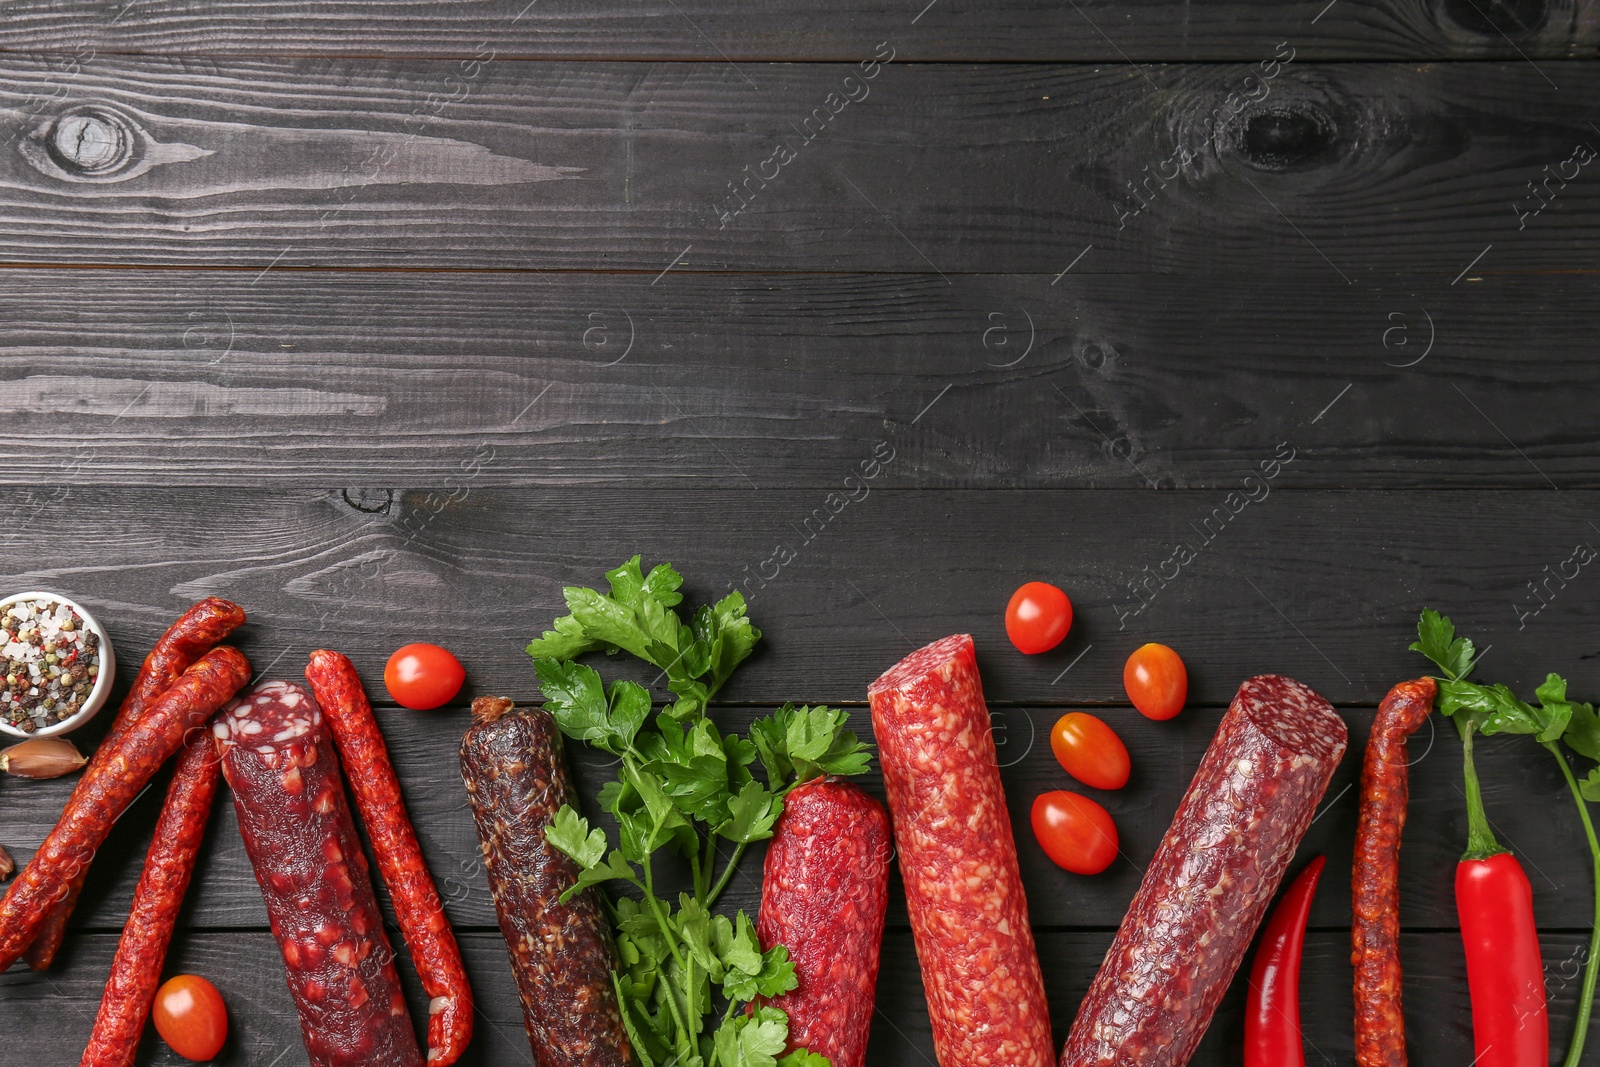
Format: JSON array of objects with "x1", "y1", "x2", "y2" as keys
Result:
[
  {"x1": 1410, "y1": 609, "x2": 1600, "y2": 1067},
  {"x1": 530, "y1": 557, "x2": 870, "y2": 1067}
]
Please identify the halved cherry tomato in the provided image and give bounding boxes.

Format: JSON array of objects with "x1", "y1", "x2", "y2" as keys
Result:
[
  {"x1": 1005, "y1": 582, "x2": 1073, "y2": 654},
  {"x1": 1031, "y1": 790, "x2": 1119, "y2": 874},
  {"x1": 1124, "y1": 642, "x2": 1187, "y2": 721},
  {"x1": 152, "y1": 974, "x2": 228, "y2": 1061},
  {"x1": 384, "y1": 643, "x2": 466, "y2": 710},
  {"x1": 1050, "y1": 712, "x2": 1131, "y2": 790}
]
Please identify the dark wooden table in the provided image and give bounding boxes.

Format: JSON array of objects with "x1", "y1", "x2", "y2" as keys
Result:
[{"x1": 2, "y1": 1, "x2": 1599, "y2": 1064}]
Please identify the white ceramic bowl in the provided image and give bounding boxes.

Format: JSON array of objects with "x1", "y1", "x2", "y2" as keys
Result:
[{"x1": 0, "y1": 591, "x2": 116, "y2": 738}]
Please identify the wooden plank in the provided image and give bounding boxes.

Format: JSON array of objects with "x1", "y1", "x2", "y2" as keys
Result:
[
  {"x1": 0, "y1": 57, "x2": 1593, "y2": 272},
  {"x1": 0, "y1": 487, "x2": 1594, "y2": 707},
  {"x1": 1, "y1": 267, "x2": 1596, "y2": 488},
  {"x1": 2, "y1": 0, "x2": 1597, "y2": 61},
  {"x1": 4, "y1": 700, "x2": 1596, "y2": 932},
  {"x1": 4, "y1": 929, "x2": 1596, "y2": 1065}
]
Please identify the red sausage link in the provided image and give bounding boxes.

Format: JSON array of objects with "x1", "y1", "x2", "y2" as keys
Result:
[
  {"x1": 1061, "y1": 675, "x2": 1348, "y2": 1067},
  {"x1": 1352, "y1": 677, "x2": 1436, "y2": 1067},
  {"x1": 306, "y1": 649, "x2": 473, "y2": 1066},
  {"x1": 79, "y1": 730, "x2": 222, "y2": 1067},
  {"x1": 869, "y1": 634, "x2": 1055, "y2": 1067},
  {"x1": 756, "y1": 777, "x2": 891, "y2": 1067},
  {"x1": 27, "y1": 597, "x2": 245, "y2": 971},
  {"x1": 0, "y1": 646, "x2": 251, "y2": 972},
  {"x1": 460, "y1": 697, "x2": 633, "y2": 1067},
  {"x1": 218, "y1": 680, "x2": 423, "y2": 1067}
]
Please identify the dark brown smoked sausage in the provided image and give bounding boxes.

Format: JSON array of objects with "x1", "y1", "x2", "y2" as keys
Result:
[
  {"x1": 306, "y1": 648, "x2": 473, "y2": 1066},
  {"x1": 755, "y1": 776, "x2": 891, "y2": 1067},
  {"x1": 218, "y1": 680, "x2": 423, "y2": 1067},
  {"x1": 1060, "y1": 674, "x2": 1348, "y2": 1067},
  {"x1": 27, "y1": 597, "x2": 245, "y2": 970},
  {"x1": 1352, "y1": 677, "x2": 1436, "y2": 1067},
  {"x1": 79, "y1": 730, "x2": 222, "y2": 1067},
  {"x1": 460, "y1": 696, "x2": 633, "y2": 1067},
  {"x1": 0, "y1": 646, "x2": 251, "y2": 972}
]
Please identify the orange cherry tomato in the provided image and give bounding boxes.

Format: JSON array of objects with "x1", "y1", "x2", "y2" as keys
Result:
[
  {"x1": 1124, "y1": 642, "x2": 1187, "y2": 721},
  {"x1": 152, "y1": 974, "x2": 228, "y2": 1061},
  {"x1": 1005, "y1": 582, "x2": 1073, "y2": 654},
  {"x1": 384, "y1": 643, "x2": 466, "y2": 710},
  {"x1": 1050, "y1": 712, "x2": 1131, "y2": 790},
  {"x1": 1031, "y1": 790, "x2": 1119, "y2": 875}
]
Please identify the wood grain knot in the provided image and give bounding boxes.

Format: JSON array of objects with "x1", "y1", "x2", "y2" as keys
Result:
[
  {"x1": 342, "y1": 489, "x2": 396, "y2": 514},
  {"x1": 1236, "y1": 108, "x2": 1339, "y2": 172},
  {"x1": 46, "y1": 107, "x2": 135, "y2": 177},
  {"x1": 1438, "y1": 0, "x2": 1546, "y2": 37}
]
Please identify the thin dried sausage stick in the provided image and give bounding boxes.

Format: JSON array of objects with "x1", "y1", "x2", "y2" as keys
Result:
[
  {"x1": 306, "y1": 649, "x2": 473, "y2": 1066},
  {"x1": 79, "y1": 730, "x2": 222, "y2": 1067},
  {"x1": 1352, "y1": 677, "x2": 1436, "y2": 1067},
  {"x1": 869, "y1": 634, "x2": 1055, "y2": 1067},
  {"x1": 460, "y1": 696, "x2": 633, "y2": 1067},
  {"x1": 218, "y1": 680, "x2": 423, "y2": 1067},
  {"x1": 756, "y1": 777, "x2": 891, "y2": 1067},
  {"x1": 0, "y1": 646, "x2": 251, "y2": 972},
  {"x1": 27, "y1": 597, "x2": 245, "y2": 970},
  {"x1": 1061, "y1": 675, "x2": 1348, "y2": 1067}
]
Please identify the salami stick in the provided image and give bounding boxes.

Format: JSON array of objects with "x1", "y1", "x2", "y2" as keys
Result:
[
  {"x1": 1061, "y1": 675, "x2": 1347, "y2": 1067},
  {"x1": 1352, "y1": 677, "x2": 1436, "y2": 1067},
  {"x1": 869, "y1": 635, "x2": 1054, "y2": 1067},
  {"x1": 305, "y1": 649, "x2": 473, "y2": 1066},
  {"x1": 756, "y1": 777, "x2": 891, "y2": 1067},
  {"x1": 0, "y1": 646, "x2": 251, "y2": 971},
  {"x1": 460, "y1": 697, "x2": 633, "y2": 1067},
  {"x1": 219, "y1": 681, "x2": 423, "y2": 1067},
  {"x1": 79, "y1": 730, "x2": 221, "y2": 1067},
  {"x1": 27, "y1": 597, "x2": 245, "y2": 970}
]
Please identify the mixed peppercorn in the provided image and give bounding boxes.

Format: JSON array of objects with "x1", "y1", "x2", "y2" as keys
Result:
[{"x1": 0, "y1": 598, "x2": 100, "y2": 732}]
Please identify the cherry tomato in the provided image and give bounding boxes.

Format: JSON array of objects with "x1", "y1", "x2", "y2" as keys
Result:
[
  {"x1": 1005, "y1": 582, "x2": 1073, "y2": 654},
  {"x1": 1031, "y1": 790, "x2": 1119, "y2": 875},
  {"x1": 1124, "y1": 642, "x2": 1187, "y2": 721},
  {"x1": 152, "y1": 974, "x2": 228, "y2": 1061},
  {"x1": 1050, "y1": 712, "x2": 1131, "y2": 790},
  {"x1": 384, "y1": 643, "x2": 466, "y2": 710}
]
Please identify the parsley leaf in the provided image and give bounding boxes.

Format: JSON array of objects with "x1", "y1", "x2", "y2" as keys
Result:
[
  {"x1": 544, "y1": 805, "x2": 607, "y2": 868},
  {"x1": 1410, "y1": 608, "x2": 1477, "y2": 681},
  {"x1": 751, "y1": 704, "x2": 873, "y2": 784}
]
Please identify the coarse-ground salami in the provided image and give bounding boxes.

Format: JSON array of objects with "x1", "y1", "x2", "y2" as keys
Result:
[
  {"x1": 756, "y1": 776, "x2": 891, "y2": 1067},
  {"x1": 1352, "y1": 677, "x2": 1436, "y2": 1067},
  {"x1": 0, "y1": 646, "x2": 251, "y2": 972},
  {"x1": 28, "y1": 597, "x2": 245, "y2": 971},
  {"x1": 217, "y1": 680, "x2": 423, "y2": 1067},
  {"x1": 1060, "y1": 674, "x2": 1348, "y2": 1067},
  {"x1": 306, "y1": 649, "x2": 473, "y2": 1066},
  {"x1": 868, "y1": 634, "x2": 1054, "y2": 1067},
  {"x1": 460, "y1": 696, "x2": 632, "y2": 1067},
  {"x1": 80, "y1": 730, "x2": 221, "y2": 1067}
]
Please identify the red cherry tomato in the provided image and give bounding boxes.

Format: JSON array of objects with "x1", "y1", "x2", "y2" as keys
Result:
[
  {"x1": 1005, "y1": 582, "x2": 1073, "y2": 654},
  {"x1": 1031, "y1": 790, "x2": 1119, "y2": 875},
  {"x1": 1124, "y1": 642, "x2": 1187, "y2": 721},
  {"x1": 384, "y1": 643, "x2": 466, "y2": 710},
  {"x1": 1050, "y1": 712, "x2": 1131, "y2": 790},
  {"x1": 152, "y1": 974, "x2": 228, "y2": 1061}
]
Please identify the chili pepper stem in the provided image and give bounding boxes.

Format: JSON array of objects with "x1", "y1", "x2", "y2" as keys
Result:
[
  {"x1": 1457, "y1": 718, "x2": 1508, "y2": 861},
  {"x1": 1544, "y1": 740, "x2": 1600, "y2": 1067}
]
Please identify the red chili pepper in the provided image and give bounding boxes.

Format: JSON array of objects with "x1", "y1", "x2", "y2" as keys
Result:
[
  {"x1": 1456, "y1": 721, "x2": 1548, "y2": 1067},
  {"x1": 1245, "y1": 855, "x2": 1325, "y2": 1067}
]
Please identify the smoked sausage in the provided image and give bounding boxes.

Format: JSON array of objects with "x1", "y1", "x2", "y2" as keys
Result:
[
  {"x1": 869, "y1": 634, "x2": 1054, "y2": 1067},
  {"x1": 756, "y1": 776, "x2": 891, "y2": 1067},
  {"x1": 1352, "y1": 677, "x2": 1436, "y2": 1067},
  {"x1": 460, "y1": 696, "x2": 632, "y2": 1067},
  {"x1": 306, "y1": 649, "x2": 472, "y2": 1066},
  {"x1": 218, "y1": 680, "x2": 423, "y2": 1067},
  {"x1": 0, "y1": 646, "x2": 251, "y2": 971},
  {"x1": 1060, "y1": 675, "x2": 1348, "y2": 1067}
]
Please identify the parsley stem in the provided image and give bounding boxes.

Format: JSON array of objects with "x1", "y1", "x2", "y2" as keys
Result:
[
  {"x1": 1546, "y1": 740, "x2": 1600, "y2": 1067},
  {"x1": 699, "y1": 830, "x2": 717, "y2": 901},
  {"x1": 640, "y1": 854, "x2": 694, "y2": 1051},
  {"x1": 706, "y1": 841, "x2": 749, "y2": 908}
]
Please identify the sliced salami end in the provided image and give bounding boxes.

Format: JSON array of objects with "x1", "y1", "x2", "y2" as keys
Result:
[
  {"x1": 1234, "y1": 674, "x2": 1347, "y2": 762},
  {"x1": 867, "y1": 633, "x2": 974, "y2": 698}
]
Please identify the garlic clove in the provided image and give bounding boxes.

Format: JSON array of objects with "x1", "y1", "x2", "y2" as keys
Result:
[{"x1": 0, "y1": 736, "x2": 88, "y2": 779}]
